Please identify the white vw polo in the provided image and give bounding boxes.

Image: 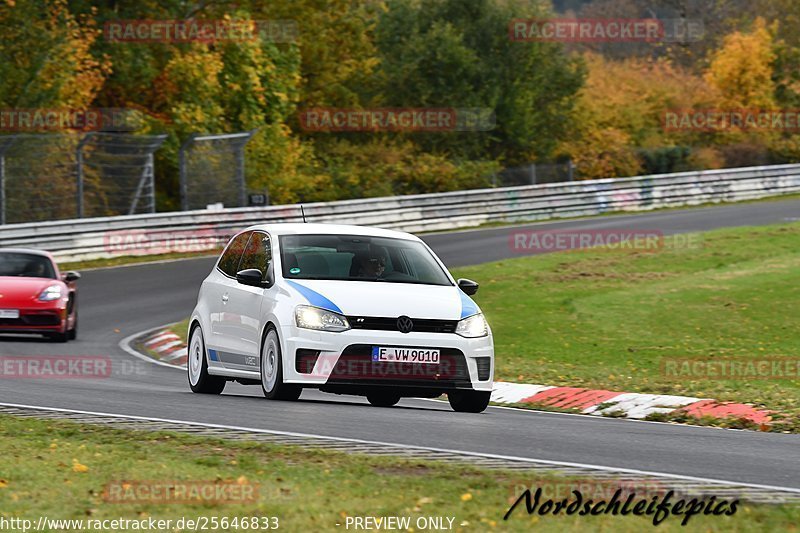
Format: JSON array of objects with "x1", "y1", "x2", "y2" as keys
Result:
[{"x1": 188, "y1": 223, "x2": 494, "y2": 412}]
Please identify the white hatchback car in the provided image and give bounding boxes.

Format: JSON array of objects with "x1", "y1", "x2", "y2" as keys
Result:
[{"x1": 188, "y1": 223, "x2": 494, "y2": 412}]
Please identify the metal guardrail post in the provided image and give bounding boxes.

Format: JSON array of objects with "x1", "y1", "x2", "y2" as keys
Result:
[
  {"x1": 179, "y1": 134, "x2": 196, "y2": 212},
  {"x1": 76, "y1": 133, "x2": 94, "y2": 219},
  {"x1": 128, "y1": 134, "x2": 167, "y2": 214},
  {"x1": 0, "y1": 136, "x2": 16, "y2": 225},
  {"x1": 146, "y1": 151, "x2": 156, "y2": 213}
]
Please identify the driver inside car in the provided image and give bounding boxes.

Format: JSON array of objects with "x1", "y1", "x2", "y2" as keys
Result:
[{"x1": 356, "y1": 250, "x2": 387, "y2": 278}]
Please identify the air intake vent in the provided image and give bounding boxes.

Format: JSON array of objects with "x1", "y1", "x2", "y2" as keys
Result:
[{"x1": 476, "y1": 357, "x2": 491, "y2": 381}]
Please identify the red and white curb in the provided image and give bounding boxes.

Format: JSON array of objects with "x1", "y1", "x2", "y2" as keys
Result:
[
  {"x1": 138, "y1": 328, "x2": 773, "y2": 426},
  {"x1": 141, "y1": 329, "x2": 188, "y2": 366},
  {"x1": 490, "y1": 382, "x2": 773, "y2": 425}
]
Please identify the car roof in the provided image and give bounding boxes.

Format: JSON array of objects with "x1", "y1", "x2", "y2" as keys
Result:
[
  {"x1": 241, "y1": 223, "x2": 422, "y2": 242},
  {"x1": 0, "y1": 248, "x2": 54, "y2": 259}
]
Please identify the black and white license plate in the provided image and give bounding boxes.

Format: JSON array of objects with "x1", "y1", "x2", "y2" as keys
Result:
[{"x1": 371, "y1": 346, "x2": 440, "y2": 364}]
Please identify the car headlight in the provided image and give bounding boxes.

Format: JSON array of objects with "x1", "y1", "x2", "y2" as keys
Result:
[
  {"x1": 455, "y1": 313, "x2": 488, "y2": 338},
  {"x1": 38, "y1": 284, "x2": 63, "y2": 301},
  {"x1": 295, "y1": 305, "x2": 350, "y2": 332}
]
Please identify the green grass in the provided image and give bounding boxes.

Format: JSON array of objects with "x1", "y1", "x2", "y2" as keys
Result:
[
  {"x1": 172, "y1": 317, "x2": 191, "y2": 345},
  {"x1": 0, "y1": 414, "x2": 797, "y2": 532},
  {"x1": 454, "y1": 222, "x2": 800, "y2": 428}
]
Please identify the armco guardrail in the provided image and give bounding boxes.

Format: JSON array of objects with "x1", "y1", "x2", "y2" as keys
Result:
[{"x1": 2, "y1": 164, "x2": 800, "y2": 262}]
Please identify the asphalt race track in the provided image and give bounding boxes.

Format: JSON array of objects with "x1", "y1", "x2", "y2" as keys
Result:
[{"x1": 1, "y1": 199, "x2": 799, "y2": 490}]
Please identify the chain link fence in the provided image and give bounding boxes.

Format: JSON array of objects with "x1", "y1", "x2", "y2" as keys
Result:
[
  {"x1": 0, "y1": 130, "x2": 572, "y2": 225},
  {"x1": 495, "y1": 161, "x2": 574, "y2": 187},
  {"x1": 0, "y1": 133, "x2": 167, "y2": 224},
  {"x1": 179, "y1": 131, "x2": 256, "y2": 211},
  {"x1": 80, "y1": 133, "x2": 167, "y2": 218},
  {"x1": 0, "y1": 135, "x2": 81, "y2": 224}
]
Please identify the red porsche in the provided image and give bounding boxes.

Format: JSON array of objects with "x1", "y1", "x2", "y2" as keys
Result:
[{"x1": 0, "y1": 249, "x2": 80, "y2": 342}]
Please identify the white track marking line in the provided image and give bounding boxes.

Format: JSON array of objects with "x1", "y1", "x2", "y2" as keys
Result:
[
  {"x1": 1, "y1": 401, "x2": 798, "y2": 494},
  {"x1": 119, "y1": 326, "x2": 186, "y2": 371}
]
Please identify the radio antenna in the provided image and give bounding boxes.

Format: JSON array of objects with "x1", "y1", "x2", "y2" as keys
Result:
[{"x1": 300, "y1": 204, "x2": 307, "y2": 223}]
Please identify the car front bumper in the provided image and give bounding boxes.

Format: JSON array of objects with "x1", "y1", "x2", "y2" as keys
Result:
[
  {"x1": 0, "y1": 307, "x2": 67, "y2": 335},
  {"x1": 280, "y1": 324, "x2": 494, "y2": 392}
]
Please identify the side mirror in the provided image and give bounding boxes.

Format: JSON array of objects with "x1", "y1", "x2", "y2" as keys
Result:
[
  {"x1": 62, "y1": 271, "x2": 81, "y2": 283},
  {"x1": 457, "y1": 278, "x2": 479, "y2": 296},
  {"x1": 236, "y1": 268, "x2": 265, "y2": 288}
]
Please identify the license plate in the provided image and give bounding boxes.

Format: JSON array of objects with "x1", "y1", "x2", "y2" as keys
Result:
[
  {"x1": 371, "y1": 346, "x2": 440, "y2": 364},
  {"x1": 0, "y1": 309, "x2": 19, "y2": 319}
]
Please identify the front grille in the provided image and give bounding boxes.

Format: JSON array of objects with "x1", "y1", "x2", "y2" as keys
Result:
[
  {"x1": 476, "y1": 357, "x2": 491, "y2": 381},
  {"x1": 347, "y1": 316, "x2": 458, "y2": 334},
  {"x1": 0, "y1": 314, "x2": 60, "y2": 327},
  {"x1": 324, "y1": 344, "x2": 470, "y2": 388}
]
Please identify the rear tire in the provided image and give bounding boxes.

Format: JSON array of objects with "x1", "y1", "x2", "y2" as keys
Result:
[
  {"x1": 188, "y1": 324, "x2": 226, "y2": 394},
  {"x1": 261, "y1": 327, "x2": 301, "y2": 401},
  {"x1": 448, "y1": 390, "x2": 491, "y2": 413},
  {"x1": 366, "y1": 392, "x2": 401, "y2": 407}
]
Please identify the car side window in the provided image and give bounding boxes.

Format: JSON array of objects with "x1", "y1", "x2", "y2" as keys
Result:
[
  {"x1": 217, "y1": 231, "x2": 252, "y2": 277},
  {"x1": 238, "y1": 232, "x2": 272, "y2": 280}
]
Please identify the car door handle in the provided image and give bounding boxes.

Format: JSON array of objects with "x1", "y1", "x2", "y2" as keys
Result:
[{"x1": 222, "y1": 294, "x2": 229, "y2": 303}]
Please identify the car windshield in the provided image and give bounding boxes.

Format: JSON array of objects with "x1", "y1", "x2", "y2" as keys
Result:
[
  {"x1": 0, "y1": 253, "x2": 56, "y2": 279},
  {"x1": 279, "y1": 234, "x2": 452, "y2": 286}
]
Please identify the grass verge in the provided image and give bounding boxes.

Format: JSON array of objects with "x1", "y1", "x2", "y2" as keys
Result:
[
  {"x1": 0, "y1": 414, "x2": 797, "y2": 531},
  {"x1": 454, "y1": 222, "x2": 800, "y2": 430}
]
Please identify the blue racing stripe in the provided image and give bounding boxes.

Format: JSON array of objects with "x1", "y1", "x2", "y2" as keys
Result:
[
  {"x1": 459, "y1": 290, "x2": 479, "y2": 319},
  {"x1": 208, "y1": 349, "x2": 220, "y2": 362},
  {"x1": 286, "y1": 280, "x2": 343, "y2": 314}
]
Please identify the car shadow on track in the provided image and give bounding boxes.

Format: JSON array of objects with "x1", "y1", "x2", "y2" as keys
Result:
[{"x1": 0, "y1": 334, "x2": 57, "y2": 344}]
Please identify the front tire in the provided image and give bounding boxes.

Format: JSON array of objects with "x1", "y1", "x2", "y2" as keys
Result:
[
  {"x1": 68, "y1": 312, "x2": 77, "y2": 341},
  {"x1": 448, "y1": 390, "x2": 491, "y2": 413},
  {"x1": 188, "y1": 324, "x2": 225, "y2": 394},
  {"x1": 49, "y1": 328, "x2": 69, "y2": 343},
  {"x1": 261, "y1": 327, "x2": 301, "y2": 401}
]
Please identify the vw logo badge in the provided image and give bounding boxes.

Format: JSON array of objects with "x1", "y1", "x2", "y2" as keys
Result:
[{"x1": 397, "y1": 315, "x2": 414, "y2": 334}]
